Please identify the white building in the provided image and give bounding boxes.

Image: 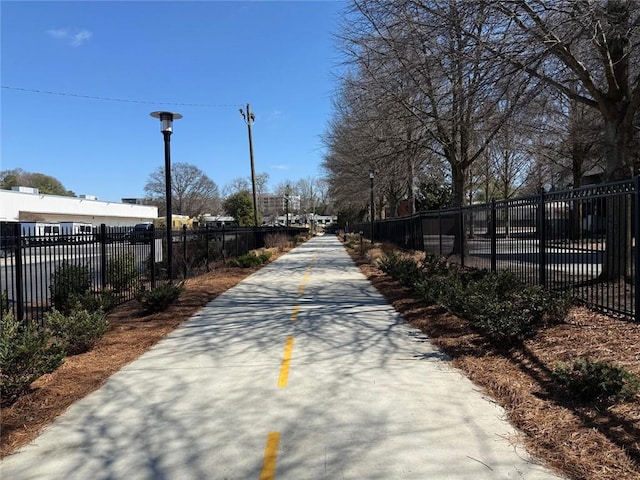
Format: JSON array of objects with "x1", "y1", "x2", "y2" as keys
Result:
[{"x1": 0, "y1": 187, "x2": 158, "y2": 227}]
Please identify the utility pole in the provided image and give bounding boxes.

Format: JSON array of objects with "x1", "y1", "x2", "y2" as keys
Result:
[
  {"x1": 369, "y1": 169, "x2": 375, "y2": 243},
  {"x1": 239, "y1": 104, "x2": 259, "y2": 227}
]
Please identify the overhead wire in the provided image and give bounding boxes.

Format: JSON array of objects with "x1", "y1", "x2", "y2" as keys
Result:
[{"x1": 1, "y1": 85, "x2": 240, "y2": 108}]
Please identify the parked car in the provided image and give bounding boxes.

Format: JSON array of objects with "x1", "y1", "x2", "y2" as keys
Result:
[{"x1": 129, "y1": 223, "x2": 153, "y2": 244}]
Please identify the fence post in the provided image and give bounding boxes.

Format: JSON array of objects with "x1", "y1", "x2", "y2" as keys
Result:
[
  {"x1": 182, "y1": 225, "x2": 187, "y2": 279},
  {"x1": 12, "y1": 222, "x2": 24, "y2": 322},
  {"x1": 491, "y1": 199, "x2": 497, "y2": 272},
  {"x1": 149, "y1": 224, "x2": 156, "y2": 289},
  {"x1": 634, "y1": 176, "x2": 640, "y2": 322},
  {"x1": 205, "y1": 226, "x2": 210, "y2": 272},
  {"x1": 438, "y1": 210, "x2": 443, "y2": 256},
  {"x1": 459, "y1": 206, "x2": 465, "y2": 267},
  {"x1": 222, "y1": 224, "x2": 226, "y2": 265},
  {"x1": 100, "y1": 224, "x2": 107, "y2": 290},
  {"x1": 538, "y1": 191, "x2": 547, "y2": 287}
]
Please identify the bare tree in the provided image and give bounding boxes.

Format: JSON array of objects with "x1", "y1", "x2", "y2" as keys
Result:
[
  {"x1": 322, "y1": 73, "x2": 392, "y2": 217},
  {"x1": 255, "y1": 172, "x2": 270, "y2": 197},
  {"x1": 296, "y1": 176, "x2": 322, "y2": 217},
  {"x1": 488, "y1": 0, "x2": 640, "y2": 279},
  {"x1": 144, "y1": 162, "x2": 220, "y2": 217},
  {"x1": 324, "y1": 38, "x2": 436, "y2": 221},
  {"x1": 331, "y1": 0, "x2": 538, "y2": 251},
  {"x1": 222, "y1": 177, "x2": 250, "y2": 197}
]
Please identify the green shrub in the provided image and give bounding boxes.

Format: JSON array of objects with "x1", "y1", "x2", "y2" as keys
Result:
[
  {"x1": 414, "y1": 277, "x2": 446, "y2": 304},
  {"x1": 553, "y1": 358, "x2": 640, "y2": 403},
  {"x1": 412, "y1": 262, "x2": 570, "y2": 347},
  {"x1": 379, "y1": 246, "x2": 571, "y2": 347},
  {"x1": 1, "y1": 289, "x2": 9, "y2": 313},
  {"x1": 458, "y1": 273, "x2": 570, "y2": 347},
  {"x1": 135, "y1": 281, "x2": 184, "y2": 313},
  {"x1": 378, "y1": 252, "x2": 424, "y2": 288},
  {"x1": 107, "y1": 252, "x2": 138, "y2": 293},
  {"x1": 0, "y1": 312, "x2": 65, "y2": 406},
  {"x1": 92, "y1": 289, "x2": 118, "y2": 313},
  {"x1": 45, "y1": 304, "x2": 109, "y2": 355},
  {"x1": 58, "y1": 289, "x2": 117, "y2": 315},
  {"x1": 435, "y1": 272, "x2": 469, "y2": 314},
  {"x1": 232, "y1": 251, "x2": 271, "y2": 268},
  {"x1": 50, "y1": 261, "x2": 91, "y2": 314},
  {"x1": 420, "y1": 254, "x2": 451, "y2": 277}
]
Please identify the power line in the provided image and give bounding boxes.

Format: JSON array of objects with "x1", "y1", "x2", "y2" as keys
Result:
[{"x1": 1, "y1": 85, "x2": 240, "y2": 108}]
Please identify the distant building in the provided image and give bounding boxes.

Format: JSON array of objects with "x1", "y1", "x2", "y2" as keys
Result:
[
  {"x1": 199, "y1": 214, "x2": 237, "y2": 228},
  {"x1": 0, "y1": 187, "x2": 158, "y2": 226},
  {"x1": 258, "y1": 193, "x2": 301, "y2": 217},
  {"x1": 121, "y1": 197, "x2": 152, "y2": 205}
]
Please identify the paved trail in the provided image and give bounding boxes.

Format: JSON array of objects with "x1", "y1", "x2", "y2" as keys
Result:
[{"x1": 1, "y1": 235, "x2": 564, "y2": 479}]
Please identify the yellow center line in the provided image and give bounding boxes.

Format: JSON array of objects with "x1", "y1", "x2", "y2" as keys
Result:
[
  {"x1": 290, "y1": 304, "x2": 300, "y2": 322},
  {"x1": 262, "y1": 257, "x2": 317, "y2": 476},
  {"x1": 295, "y1": 258, "x2": 315, "y2": 309},
  {"x1": 259, "y1": 432, "x2": 281, "y2": 480},
  {"x1": 278, "y1": 336, "x2": 294, "y2": 387}
]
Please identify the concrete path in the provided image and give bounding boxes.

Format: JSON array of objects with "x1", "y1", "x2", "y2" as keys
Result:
[{"x1": 1, "y1": 235, "x2": 565, "y2": 479}]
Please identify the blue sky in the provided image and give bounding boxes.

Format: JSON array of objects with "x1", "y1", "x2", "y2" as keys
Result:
[{"x1": 1, "y1": 0, "x2": 346, "y2": 202}]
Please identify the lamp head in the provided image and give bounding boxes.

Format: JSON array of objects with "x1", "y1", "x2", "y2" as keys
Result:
[{"x1": 150, "y1": 111, "x2": 182, "y2": 133}]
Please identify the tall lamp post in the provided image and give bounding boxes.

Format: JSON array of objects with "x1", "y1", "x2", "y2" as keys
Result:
[
  {"x1": 285, "y1": 194, "x2": 290, "y2": 227},
  {"x1": 369, "y1": 169, "x2": 375, "y2": 244},
  {"x1": 239, "y1": 104, "x2": 259, "y2": 227},
  {"x1": 150, "y1": 111, "x2": 182, "y2": 283}
]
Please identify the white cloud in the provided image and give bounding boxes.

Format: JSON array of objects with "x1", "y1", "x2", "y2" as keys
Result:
[
  {"x1": 47, "y1": 28, "x2": 68, "y2": 39},
  {"x1": 272, "y1": 164, "x2": 289, "y2": 171},
  {"x1": 71, "y1": 30, "x2": 93, "y2": 47},
  {"x1": 46, "y1": 27, "x2": 93, "y2": 47}
]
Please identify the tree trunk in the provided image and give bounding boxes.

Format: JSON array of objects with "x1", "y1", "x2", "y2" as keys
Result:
[
  {"x1": 451, "y1": 164, "x2": 467, "y2": 256},
  {"x1": 408, "y1": 156, "x2": 416, "y2": 215},
  {"x1": 601, "y1": 117, "x2": 633, "y2": 281},
  {"x1": 570, "y1": 160, "x2": 583, "y2": 241}
]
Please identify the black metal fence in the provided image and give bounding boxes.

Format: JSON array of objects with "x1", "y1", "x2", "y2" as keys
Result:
[
  {"x1": 0, "y1": 223, "x2": 307, "y2": 325},
  {"x1": 351, "y1": 178, "x2": 640, "y2": 322}
]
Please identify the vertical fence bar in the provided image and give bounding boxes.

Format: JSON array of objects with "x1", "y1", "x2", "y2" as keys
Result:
[
  {"x1": 182, "y1": 225, "x2": 187, "y2": 279},
  {"x1": 204, "y1": 226, "x2": 210, "y2": 271},
  {"x1": 491, "y1": 199, "x2": 497, "y2": 272},
  {"x1": 438, "y1": 211, "x2": 443, "y2": 256},
  {"x1": 150, "y1": 224, "x2": 156, "y2": 289},
  {"x1": 222, "y1": 224, "x2": 226, "y2": 264},
  {"x1": 100, "y1": 224, "x2": 107, "y2": 290},
  {"x1": 634, "y1": 176, "x2": 640, "y2": 322},
  {"x1": 539, "y1": 191, "x2": 547, "y2": 287},
  {"x1": 459, "y1": 206, "x2": 465, "y2": 267},
  {"x1": 13, "y1": 223, "x2": 24, "y2": 322}
]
